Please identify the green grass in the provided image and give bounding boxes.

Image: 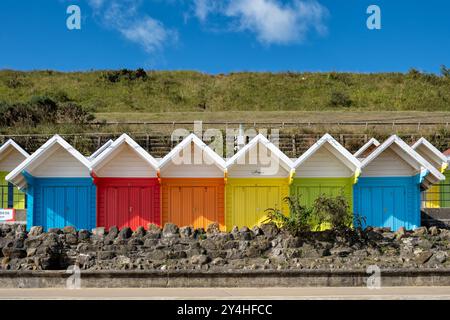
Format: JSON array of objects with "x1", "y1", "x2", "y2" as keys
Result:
[{"x1": 1, "y1": 69, "x2": 449, "y2": 114}]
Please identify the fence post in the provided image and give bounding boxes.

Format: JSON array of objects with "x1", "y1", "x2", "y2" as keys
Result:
[{"x1": 292, "y1": 134, "x2": 296, "y2": 157}]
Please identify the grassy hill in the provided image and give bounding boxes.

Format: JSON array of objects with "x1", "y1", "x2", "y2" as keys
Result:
[{"x1": 1, "y1": 69, "x2": 449, "y2": 115}]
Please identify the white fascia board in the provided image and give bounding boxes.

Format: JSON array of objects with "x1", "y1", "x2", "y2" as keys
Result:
[
  {"x1": 353, "y1": 138, "x2": 380, "y2": 158},
  {"x1": 225, "y1": 133, "x2": 294, "y2": 171},
  {"x1": 0, "y1": 139, "x2": 30, "y2": 159},
  {"x1": 293, "y1": 133, "x2": 361, "y2": 172},
  {"x1": 362, "y1": 135, "x2": 445, "y2": 182},
  {"x1": 6, "y1": 135, "x2": 91, "y2": 187},
  {"x1": 412, "y1": 137, "x2": 448, "y2": 166},
  {"x1": 91, "y1": 133, "x2": 159, "y2": 171},
  {"x1": 88, "y1": 139, "x2": 114, "y2": 160},
  {"x1": 159, "y1": 133, "x2": 226, "y2": 170}
]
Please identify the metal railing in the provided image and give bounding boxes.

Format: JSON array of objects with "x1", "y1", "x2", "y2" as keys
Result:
[
  {"x1": 0, "y1": 183, "x2": 26, "y2": 209},
  {"x1": 422, "y1": 184, "x2": 450, "y2": 208}
]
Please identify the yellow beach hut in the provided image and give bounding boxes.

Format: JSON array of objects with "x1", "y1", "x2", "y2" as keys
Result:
[
  {"x1": 411, "y1": 137, "x2": 448, "y2": 208},
  {"x1": 225, "y1": 134, "x2": 294, "y2": 230}
]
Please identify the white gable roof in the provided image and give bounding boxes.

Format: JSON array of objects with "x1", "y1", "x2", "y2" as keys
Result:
[
  {"x1": 411, "y1": 137, "x2": 448, "y2": 172},
  {"x1": 0, "y1": 139, "x2": 30, "y2": 159},
  {"x1": 90, "y1": 134, "x2": 159, "y2": 172},
  {"x1": 353, "y1": 138, "x2": 380, "y2": 159},
  {"x1": 6, "y1": 135, "x2": 91, "y2": 189},
  {"x1": 159, "y1": 133, "x2": 226, "y2": 171},
  {"x1": 293, "y1": 133, "x2": 360, "y2": 173},
  {"x1": 361, "y1": 135, "x2": 445, "y2": 188},
  {"x1": 88, "y1": 139, "x2": 114, "y2": 160},
  {"x1": 225, "y1": 133, "x2": 294, "y2": 173}
]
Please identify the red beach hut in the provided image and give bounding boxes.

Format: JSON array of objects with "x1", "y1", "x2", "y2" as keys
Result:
[{"x1": 90, "y1": 134, "x2": 161, "y2": 230}]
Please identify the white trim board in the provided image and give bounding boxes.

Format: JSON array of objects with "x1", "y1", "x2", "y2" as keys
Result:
[
  {"x1": 0, "y1": 139, "x2": 30, "y2": 160},
  {"x1": 411, "y1": 137, "x2": 448, "y2": 171},
  {"x1": 293, "y1": 133, "x2": 361, "y2": 174},
  {"x1": 6, "y1": 135, "x2": 91, "y2": 189},
  {"x1": 225, "y1": 133, "x2": 294, "y2": 174},
  {"x1": 159, "y1": 133, "x2": 226, "y2": 171},
  {"x1": 353, "y1": 138, "x2": 380, "y2": 159},
  {"x1": 90, "y1": 133, "x2": 159, "y2": 173},
  {"x1": 361, "y1": 135, "x2": 445, "y2": 188},
  {"x1": 88, "y1": 139, "x2": 114, "y2": 160}
]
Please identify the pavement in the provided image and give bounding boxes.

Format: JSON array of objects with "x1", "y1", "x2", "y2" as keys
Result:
[{"x1": 0, "y1": 287, "x2": 449, "y2": 300}]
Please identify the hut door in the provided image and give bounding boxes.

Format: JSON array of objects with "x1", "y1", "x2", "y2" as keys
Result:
[
  {"x1": 41, "y1": 185, "x2": 91, "y2": 230},
  {"x1": 381, "y1": 187, "x2": 406, "y2": 231},
  {"x1": 232, "y1": 186, "x2": 280, "y2": 228},
  {"x1": 357, "y1": 185, "x2": 407, "y2": 230},
  {"x1": 192, "y1": 186, "x2": 218, "y2": 229},
  {"x1": 103, "y1": 185, "x2": 158, "y2": 230}
]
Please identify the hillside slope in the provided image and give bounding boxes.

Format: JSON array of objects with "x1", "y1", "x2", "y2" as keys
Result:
[{"x1": 1, "y1": 69, "x2": 449, "y2": 113}]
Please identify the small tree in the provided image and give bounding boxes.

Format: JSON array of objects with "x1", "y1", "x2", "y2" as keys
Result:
[
  {"x1": 441, "y1": 65, "x2": 450, "y2": 78},
  {"x1": 313, "y1": 194, "x2": 353, "y2": 231},
  {"x1": 330, "y1": 91, "x2": 352, "y2": 108},
  {"x1": 264, "y1": 196, "x2": 313, "y2": 236}
]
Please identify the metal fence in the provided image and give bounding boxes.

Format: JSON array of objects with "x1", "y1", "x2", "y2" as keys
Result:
[
  {"x1": 0, "y1": 183, "x2": 26, "y2": 209},
  {"x1": 422, "y1": 184, "x2": 450, "y2": 208},
  {"x1": 2, "y1": 132, "x2": 450, "y2": 159}
]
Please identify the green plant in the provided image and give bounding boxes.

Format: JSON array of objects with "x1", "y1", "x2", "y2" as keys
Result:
[
  {"x1": 353, "y1": 212, "x2": 367, "y2": 230},
  {"x1": 264, "y1": 196, "x2": 313, "y2": 236},
  {"x1": 440, "y1": 65, "x2": 450, "y2": 78},
  {"x1": 330, "y1": 91, "x2": 352, "y2": 107},
  {"x1": 312, "y1": 194, "x2": 353, "y2": 231}
]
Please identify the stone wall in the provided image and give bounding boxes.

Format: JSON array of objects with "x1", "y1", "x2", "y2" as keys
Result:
[{"x1": 0, "y1": 223, "x2": 449, "y2": 272}]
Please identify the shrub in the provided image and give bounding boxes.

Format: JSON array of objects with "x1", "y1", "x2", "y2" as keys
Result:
[
  {"x1": 441, "y1": 65, "x2": 450, "y2": 78},
  {"x1": 0, "y1": 102, "x2": 38, "y2": 127},
  {"x1": 312, "y1": 194, "x2": 353, "y2": 231},
  {"x1": 29, "y1": 95, "x2": 59, "y2": 123},
  {"x1": 407, "y1": 68, "x2": 421, "y2": 78},
  {"x1": 101, "y1": 68, "x2": 148, "y2": 83},
  {"x1": 330, "y1": 91, "x2": 352, "y2": 107},
  {"x1": 57, "y1": 102, "x2": 95, "y2": 124},
  {"x1": 264, "y1": 196, "x2": 314, "y2": 236},
  {"x1": 0, "y1": 97, "x2": 94, "y2": 128}
]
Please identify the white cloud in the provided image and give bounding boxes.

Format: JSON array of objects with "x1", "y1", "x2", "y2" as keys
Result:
[
  {"x1": 192, "y1": 0, "x2": 328, "y2": 45},
  {"x1": 192, "y1": 0, "x2": 221, "y2": 22},
  {"x1": 87, "y1": 0, "x2": 177, "y2": 54},
  {"x1": 120, "y1": 17, "x2": 178, "y2": 53},
  {"x1": 87, "y1": 0, "x2": 106, "y2": 10}
]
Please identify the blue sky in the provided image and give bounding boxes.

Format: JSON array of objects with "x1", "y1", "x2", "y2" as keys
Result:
[{"x1": 0, "y1": 0, "x2": 449, "y2": 73}]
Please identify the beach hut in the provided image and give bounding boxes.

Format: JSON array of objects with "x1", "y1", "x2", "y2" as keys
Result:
[
  {"x1": 353, "y1": 138, "x2": 380, "y2": 160},
  {"x1": 90, "y1": 134, "x2": 160, "y2": 230},
  {"x1": 225, "y1": 134, "x2": 294, "y2": 230},
  {"x1": 0, "y1": 139, "x2": 29, "y2": 209},
  {"x1": 159, "y1": 133, "x2": 226, "y2": 230},
  {"x1": 442, "y1": 149, "x2": 450, "y2": 208},
  {"x1": 88, "y1": 139, "x2": 114, "y2": 160},
  {"x1": 354, "y1": 135, "x2": 445, "y2": 230},
  {"x1": 291, "y1": 134, "x2": 361, "y2": 213},
  {"x1": 6, "y1": 135, "x2": 95, "y2": 231},
  {"x1": 412, "y1": 137, "x2": 448, "y2": 208}
]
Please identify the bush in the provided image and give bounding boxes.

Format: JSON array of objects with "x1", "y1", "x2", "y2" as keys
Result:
[
  {"x1": 313, "y1": 194, "x2": 353, "y2": 231},
  {"x1": 330, "y1": 91, "x2": 352, "y2": 107},
  {"x1": 101, "y1": 68, "x2": 148, "y2": 83},
  {"x1": 441, "y1": 65, "x2": 450, "y2": 78},
  {"x1": 57, "y1": 103, "x2": 95, "y2": 124},
  {"x1": 0, "y1": 97, "x2": 94, "y2": 128},
  {"x1": 264, "y1": 196, "x2": 314, "y2": 236}
]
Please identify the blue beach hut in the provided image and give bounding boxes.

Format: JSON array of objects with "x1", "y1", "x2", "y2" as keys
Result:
[
  {"x1": 354, "y1": 135, "x2": 445, "y2": 230},
  {"x1": 6, "y1": 135, "x2": 95, "y2": 231}
]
